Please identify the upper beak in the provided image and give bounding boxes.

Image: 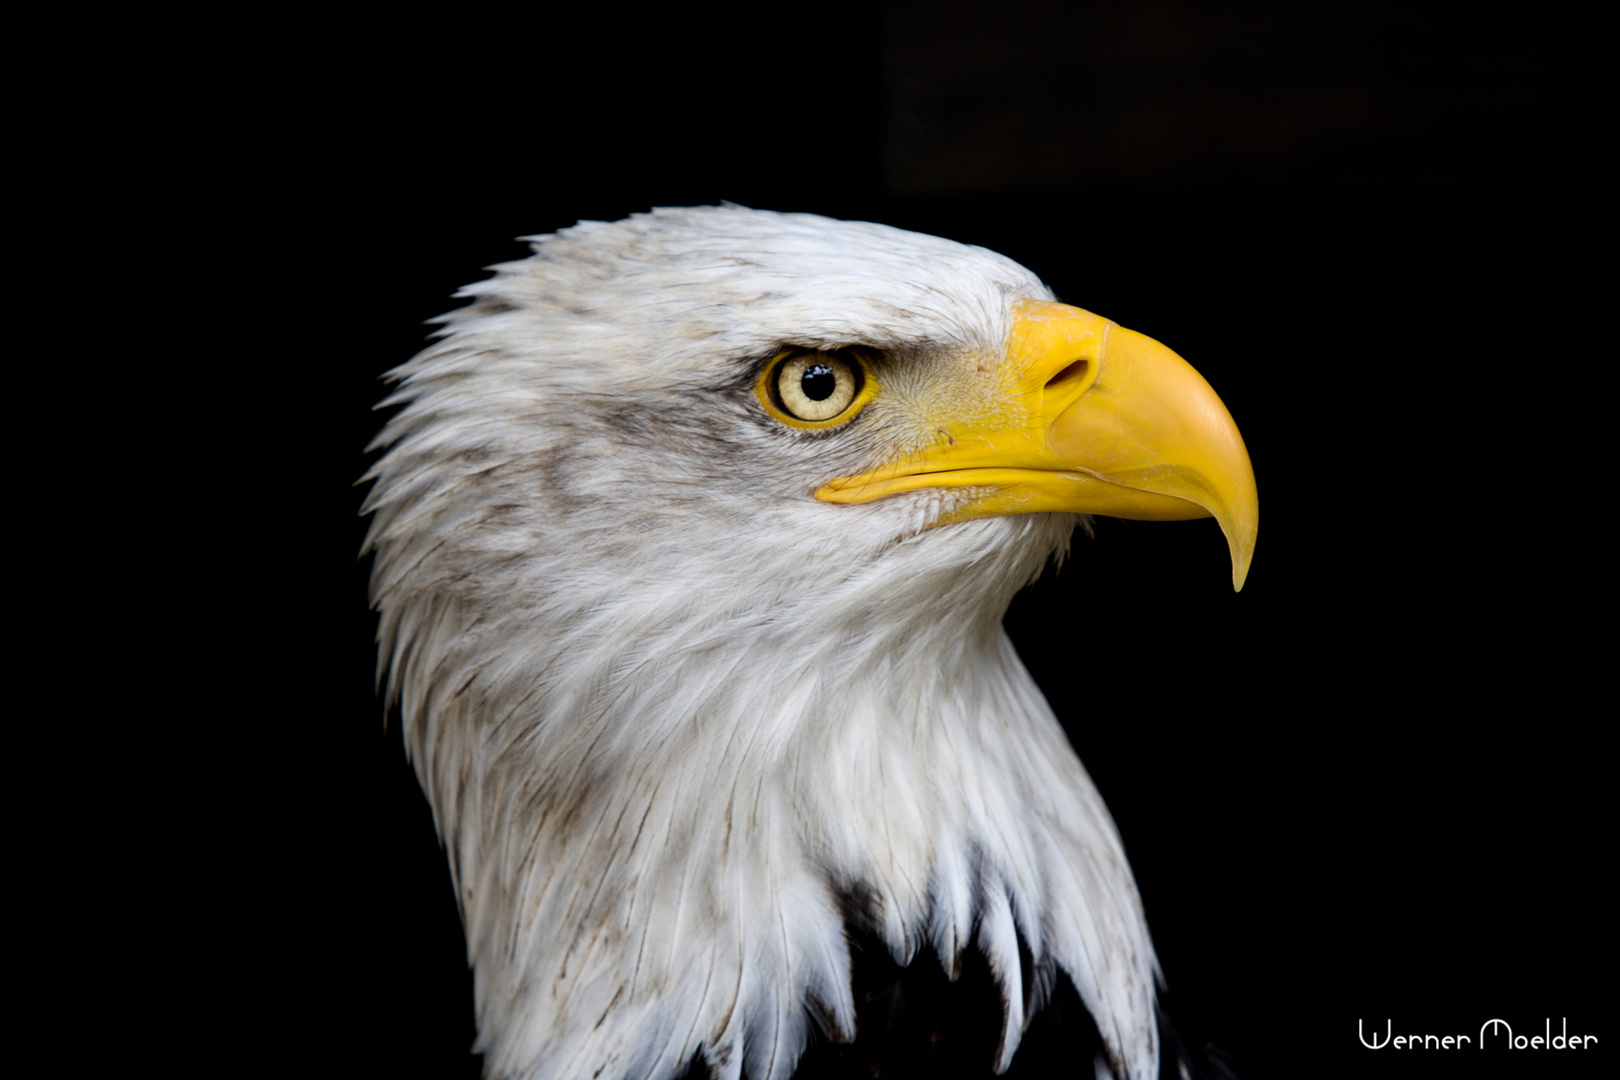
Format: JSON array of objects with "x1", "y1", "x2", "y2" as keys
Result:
[{"x1": 816, "y1": 300, "x2": 1259, "y2": 590}]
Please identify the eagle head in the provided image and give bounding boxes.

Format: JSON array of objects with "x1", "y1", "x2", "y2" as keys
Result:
[{"x1": 363, "y1": 206, "x2": 1257, "y2": 1080}]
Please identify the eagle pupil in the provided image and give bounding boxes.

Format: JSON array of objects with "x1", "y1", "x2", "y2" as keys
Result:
[{"x1": 801, "y1": 363, "x2": 836, "y2": 401}]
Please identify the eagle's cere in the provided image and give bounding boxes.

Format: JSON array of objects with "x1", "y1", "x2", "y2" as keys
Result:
[{"x1": 363, "y1": 207, "x2": 1257, "y2": 1080}]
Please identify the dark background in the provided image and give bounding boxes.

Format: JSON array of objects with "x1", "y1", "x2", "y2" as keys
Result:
[{"x1": 264, "y1": 5, "x2": 1605, "y2": 1078}]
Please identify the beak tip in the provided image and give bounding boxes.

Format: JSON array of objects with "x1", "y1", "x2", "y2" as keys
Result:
[
  {"x1": 1220, "y1": 509, "x2": 1257, "y2": 593},
  {"x1": 1228, "y1": 531, "x2": 1255, "y2": 592}
]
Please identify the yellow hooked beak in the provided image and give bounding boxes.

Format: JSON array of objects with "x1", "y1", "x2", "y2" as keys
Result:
[{"x1": 816, "y1": 300, "x2": 1259, "y2": 590}]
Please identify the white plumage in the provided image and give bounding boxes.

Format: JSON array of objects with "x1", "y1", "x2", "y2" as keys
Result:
[{"x1": 363, "y1": 206, "x2": 1251, "y2": 1080}]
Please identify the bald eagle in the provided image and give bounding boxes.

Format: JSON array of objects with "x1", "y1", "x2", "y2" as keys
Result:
[{"x1": 363, "y1": 207, "x2": 1256, "y2": 1080}]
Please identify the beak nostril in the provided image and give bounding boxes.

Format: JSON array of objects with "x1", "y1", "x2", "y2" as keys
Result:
[{"x1": 1045, "y1": 358, "x2": 1089, "y2": 390}]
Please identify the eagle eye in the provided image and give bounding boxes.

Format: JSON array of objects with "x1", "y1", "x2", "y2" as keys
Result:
[{"x1": 758, "y1": 349, "x2": 874, "y2": 428}]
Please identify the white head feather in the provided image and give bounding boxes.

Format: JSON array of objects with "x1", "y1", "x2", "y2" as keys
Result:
[{"x1": 363, "y1": 206, "x2": 1159, "y2": 1080}]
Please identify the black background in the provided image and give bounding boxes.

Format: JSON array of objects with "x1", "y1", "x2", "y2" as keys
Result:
[{"x1": 262, "y1": 5, "x2": 1606, "y2": 1078}]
